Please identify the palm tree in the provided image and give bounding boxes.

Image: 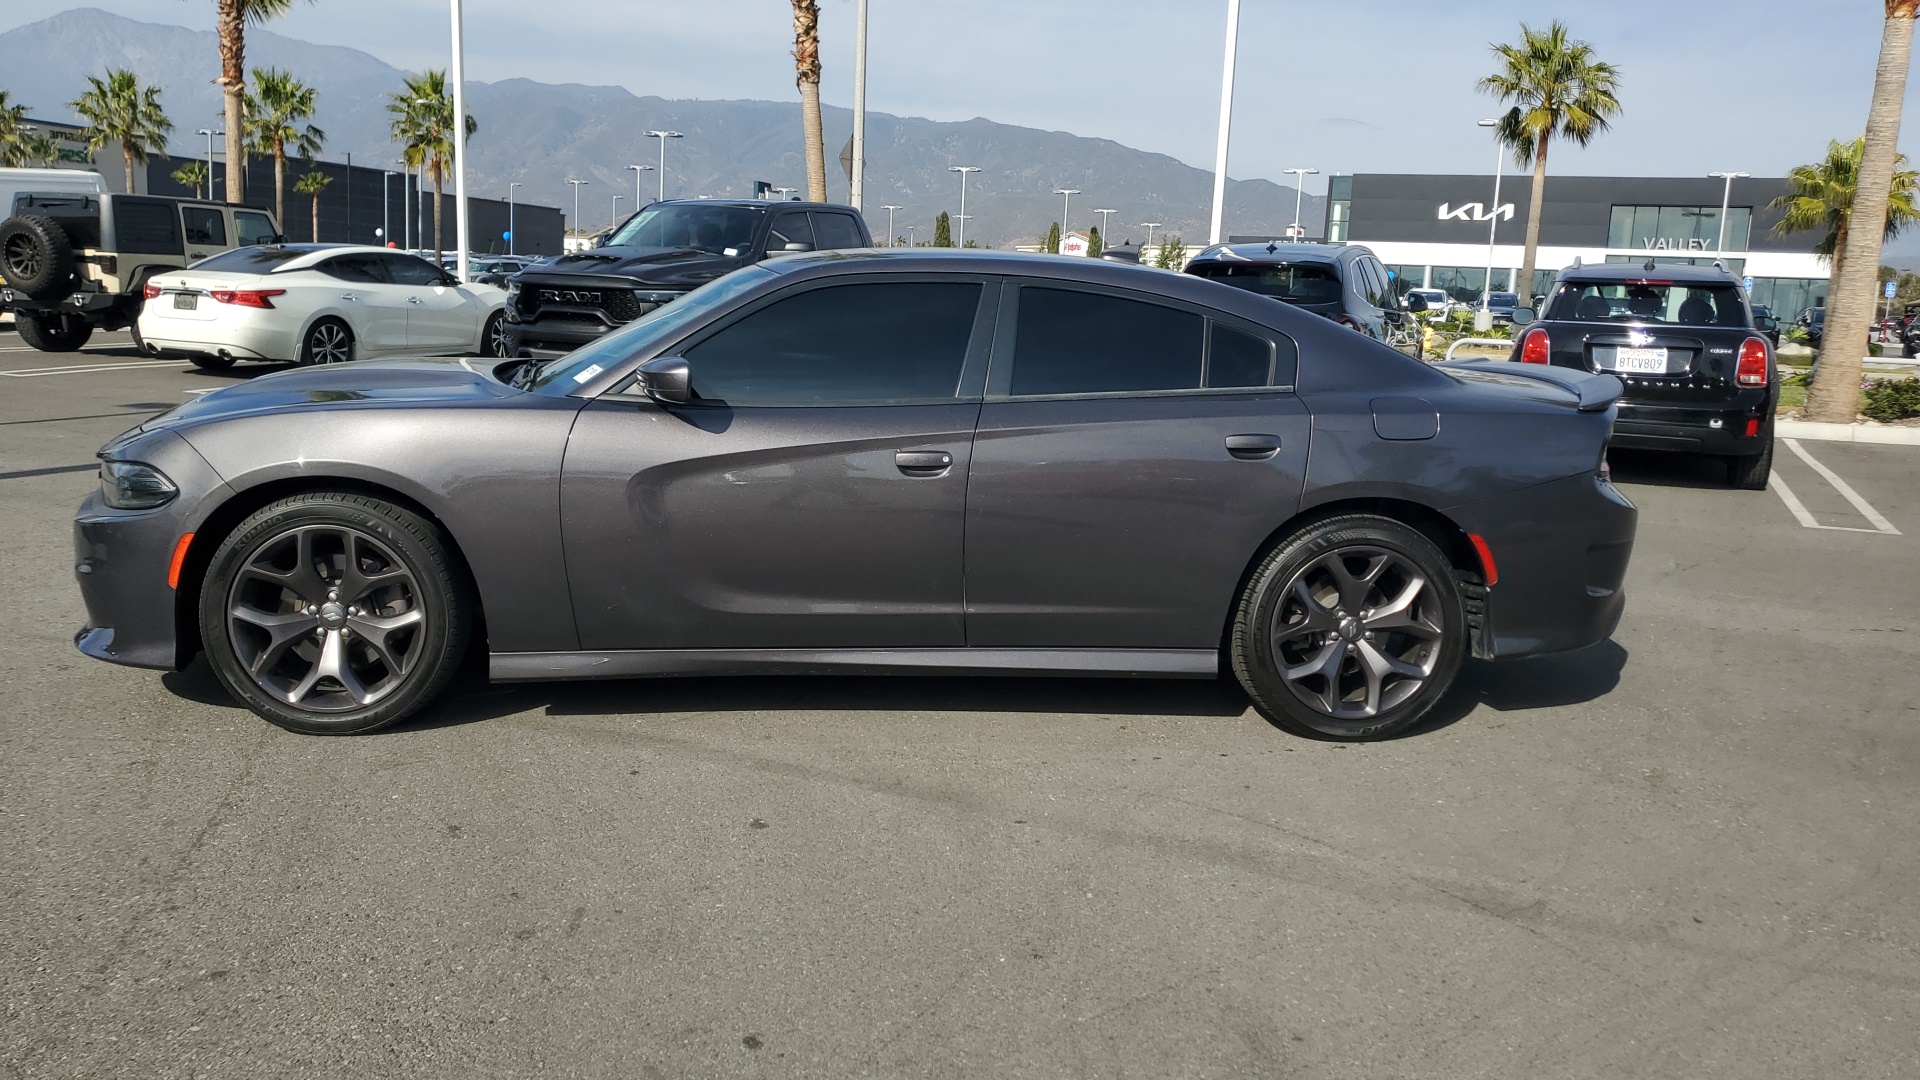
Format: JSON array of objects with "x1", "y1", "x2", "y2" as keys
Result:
[
  {"x1": 791, "y1": 0, "x2": 826, "y2": 202},
  {"x1": 16, "y1": 133, "x2": 59, "y2": 168},
  {"x1": 1478, "y1": 20, "x2": 1622, "y2": 303},
  {"x1": 247, "y1": 68, "x2": 325, "y2": 224},
  {"x1": 172, "y1": 159, "x2": 210, "y2": 199},
  {"x1": 1807, "y1": 1, "x2": 1920, "y2": 423},
  {"x1": 388, "y1": 70, "x2": 476, "y2": 263},
  {"x1": 216, "y1": 0, "x2": 309, "y2": 203},
  {"x1": 0, "y1": 90, "x2": 30, "y2": 168},
  {"x1": 70, "y1": 70, "x2": 174, "y2": 192},
  {"x1": 1770, "y1": 138, "x2": 1919, "y2": 297},
  {"x1": 294, "y1": 170, "x2": 330, "y2": 241}
]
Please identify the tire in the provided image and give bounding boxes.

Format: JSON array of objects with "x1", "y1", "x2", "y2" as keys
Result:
[
  {"x1": 14, "y1": 311, "x2": 93, "y2": 352},
  {"x1": 298, "y1": 317, "x2": 353, "y2": 365},
  {"x1": 482, "y1": 309, "x2": 510, "y2": 358},
  {"x1": 198, "y1": 493, "x2": 472, "y2": 735},
  {"x1": 1726, "y1": 436, "x2": 1773, "y2": 491},
  {"x1": 189, "y1": 353, "x2": 237, "y2": 371},
  {"x1": 1230, "y1": 515, "x2": 1467, "y2": 741},
  {"x1": 0, "y1": 214, "x2": 76, "y2": 300}
]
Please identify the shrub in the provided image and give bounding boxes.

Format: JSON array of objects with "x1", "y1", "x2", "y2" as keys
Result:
[{"x1": 1860, "y1": 377, "x2": 1920, "y2": 422}]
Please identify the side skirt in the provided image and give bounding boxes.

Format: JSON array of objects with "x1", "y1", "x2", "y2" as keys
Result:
[{"x1": 489, "y1": 647, "x2": 1221, "y2": 683}]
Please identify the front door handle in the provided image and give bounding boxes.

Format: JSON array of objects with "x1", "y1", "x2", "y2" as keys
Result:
[
  {"x1": 407, "y1": 296, "x2": 424, "y2": 305},
  {"x1": 1225, "y1": 433, "x2": 1282, "y2": 460},
  {"x1": 339, "y1": 293, "x2": 358, "y2": 301},
  {"x1": 894, "y1": 450, "x2": 953, "y2": 475}
]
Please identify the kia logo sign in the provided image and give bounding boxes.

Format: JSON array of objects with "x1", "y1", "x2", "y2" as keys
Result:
[{"x1": 1437, "y1": 202, "x2": 1515, "y2": 222}]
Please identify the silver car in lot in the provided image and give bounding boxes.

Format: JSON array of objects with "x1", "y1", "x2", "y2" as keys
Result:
[{"x1": 76, "y1": 251, "x2": 1637, "y2": 741}]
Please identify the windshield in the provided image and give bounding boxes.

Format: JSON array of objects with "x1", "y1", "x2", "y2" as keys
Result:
[
  {"x1": 1548, "y1": 281, "x2": 1747, "y2": 327},
  {"x1": 1188, "y1": 261, "x2": 1342, "y2": 305},
  {"x1": 604, "y1": 203, "x2": 765, "y2": 255},
  {"x1": 527, "y1": 265, "x2": 778, "y2": 394}
]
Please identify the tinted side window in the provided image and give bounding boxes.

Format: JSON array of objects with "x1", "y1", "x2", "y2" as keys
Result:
[
  {"x1": 767, "y1": 213, "x2": 815, "y2": 253},
  {"x1": 811, "y1": 213, "x2": 864, "y2": 250},
  {"x1": 683, "y1": 281, "x2": 981, "y2": 405},
  {"x1": 383, "y1": 253, "x2": 446, "y2": 286},
  {"x1": 182, "y1": 207, "x2": 227, "y2": 246},
  {"x1": 1012, "y1": 287, "x2": 1204, "y2": 396},
  {"x1": 112, "y1": 198, "x2": 181, "y2": 255},
  {"x1": 235, "y1": 211, "x2": 278, "y2": 247},
  {"x1": 1207, "y1": 324, "x2": 1274, "y2": 387},
  {"x1": 320, "y1": 254, "x2": 387, "y2": 283}
]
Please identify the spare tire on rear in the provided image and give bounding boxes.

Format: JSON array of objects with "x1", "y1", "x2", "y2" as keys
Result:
[{"x1": 0, "y1": 214, "x2": 77, "y2": 301}]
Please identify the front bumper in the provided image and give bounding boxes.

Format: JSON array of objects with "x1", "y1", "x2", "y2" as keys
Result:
[
  {"x1": 1449, "y1": 470, "x2": 1638, "y2": 660},
  {"x1": 1611, "y1": 400, "x2": 1773, "y2": 456}
]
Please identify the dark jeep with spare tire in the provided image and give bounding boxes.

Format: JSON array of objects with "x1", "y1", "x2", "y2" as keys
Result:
[{"x1": 0, "y1": 191, "x2": 281, "y2": 352}]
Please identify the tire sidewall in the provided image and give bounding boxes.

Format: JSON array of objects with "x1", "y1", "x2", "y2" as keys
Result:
[
  {"x1": 483, "y1": 310, "x2": 508, "y2": 357},
  {"x1": 198, "y1": 494, "x2": 467, "y2": 735},
  {"x1": 300, "y1": 318, "x2": 353, "y2": 365},
  {"x1": 1234, "y1": 516, "x2": 1466, "y2": 740}
]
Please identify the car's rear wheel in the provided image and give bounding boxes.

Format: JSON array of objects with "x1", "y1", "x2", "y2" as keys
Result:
[
  {"x1": 482, "y1": 310, "x2": 510, "y2": 358},
  {"x1": 299, "y1": 318, "x2": 353, "y2": 365},
  {"x1": 14, "y1": 311, "x2": 92, "y2": 352},
  {"x1": 198, "y1": 493, "x2": 472, "y2": 735},
  {"x1": 1231, "y1": 515, "x2": 1466, "y2": 740},
  {"x1": 1726, "y1": 436, "x2": 1773, "y2": 491}
]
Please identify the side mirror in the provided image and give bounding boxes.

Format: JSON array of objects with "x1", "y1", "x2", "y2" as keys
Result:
[
  {"x1": 637, "y1": 355, "x2": 691, "y2": 405},
  {"x1": 1510, "y1": 307, "x2": 1536, "y2": 326},
  {"x1": 1404, "y1": 293, "x2": 1428, "y2": 313},
  {"x1": 1756, "y1": 315, "x2": 1778, "y2": 332},
  {"x1": 782, "y1": 242, "x2": 814, "y2": 252}
]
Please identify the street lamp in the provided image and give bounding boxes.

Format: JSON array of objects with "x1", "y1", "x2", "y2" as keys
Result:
[
  {"x1": 881, "y1": 204, "x2": 903, "y2": 246},
  {"x1": 645, "y1": 131, "x2": 683, "y2": 201},
  {"x1": 1053, "y1": 188, "x2": 1080, "y2": 246},
  {"x1": 507, "y1": 182, "x2": 520, "y2": 256},
  {"x1": 1476, "y1": 118, "x2": 1505, "y2": 330},
  {"x1": 1282, "y1": 167, "x2": 1318, "y2": 240},
  {"x1": 1708, "y1": 171, "x2": 1751, "y2": 253},
  {"x1": 1141, "y1": 222, "x2": 1163, "y2": 248},
  {"x1": 381, "y1": 170, "x2": 393, "y2": 249},
  {"x1": 196, "y1": 128, "x2": 222, "y2": 200},
  {"x1": 1208, "y1": 0, "x2": 1242, "y2": 244},
  {"x1": 625, "y1": 164, "x2": 653, "y2": 208},
  {"x1": 1093, "y1": 207, "x2": 1117, "y2": 245},
  {"x1": 611, "y1": 193, "x2": 624, "y2": 231},
  {"x1": 773, "y1": 186, "x2": 798, "y2": 201},
  {"x1": 949, "y1": 166, "x2": 980, "y2": 247},
  {"x1": 567, "y1": 178, "x2": 589, "y2": 244},
  {"x1": 906, "y1": 225, "x2": 917, "y2": 248},
  {"x1": 397, "y1": 159, "x2": 412, "y2": 250},
  {"x1": 449, "y1": 0, "x2": 471, "y2": 280}
]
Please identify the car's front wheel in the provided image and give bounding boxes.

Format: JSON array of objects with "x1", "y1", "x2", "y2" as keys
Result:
[
  {"x1": 482, "y1": 310, "x2": 510, "y2": 358},
  {"x1": 199, "y1": 493, "x2": 472, "y2": 735},
  {"x1": 1231, "y1": 515, "x2": 1466, "y2": 740}
]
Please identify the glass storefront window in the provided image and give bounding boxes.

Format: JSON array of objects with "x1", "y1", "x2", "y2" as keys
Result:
[
  {"x1": 1383, "y1": 263, "x2": 1425, "y2": 294},
  {"x1": 1747, "y1": 277, "x2": 1828, "y2": 320},
  {"x1": 1430, "y1": 266, "x2": 1511, "y2": 303},
  {"x1": 1608, "y1": 205, "x2": 1752, "y2": 252}
]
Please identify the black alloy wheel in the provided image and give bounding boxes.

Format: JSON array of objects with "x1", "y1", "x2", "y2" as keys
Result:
[
  {"x1": 0, "y1": 214, "x2": 76, "y2": 300},
  {"x1": 199, "y1": 493, "x2": 471, "y2": 734},
  {"x1": 1232, "y1": 515, "x2": 1466, "y2": 740},
  {"x1": 299, "y1": 318, "x2": 354, "y2": 365}
]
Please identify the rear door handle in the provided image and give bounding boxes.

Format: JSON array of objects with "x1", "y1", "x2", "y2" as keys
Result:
[
  {"x1": 407, "y1": 296, "x2": 424, "y2": 305},
  {"x1": 894, "y1": 450, "x2": 953, "y2": 475},
  {"x1": 1225, "y1": 433, "x2": 1282, "y2": 459}
]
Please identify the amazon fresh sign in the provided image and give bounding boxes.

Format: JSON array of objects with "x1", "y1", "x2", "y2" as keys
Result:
[{"x1": 1437, "y1": 202, "x2": 1515, "y2": 222}]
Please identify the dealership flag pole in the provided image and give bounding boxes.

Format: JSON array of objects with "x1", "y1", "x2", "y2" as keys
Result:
[
  {"x1": 450, "y1": 0, "x2": 471, "y2": 281},
  {"x1": 1207, "y1": 0, "x2": 1240, "y2": 245}
]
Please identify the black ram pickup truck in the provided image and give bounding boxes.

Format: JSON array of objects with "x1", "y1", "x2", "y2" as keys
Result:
[{"x1": 504, "y1": 199, "x2": 873, "y2": 357}]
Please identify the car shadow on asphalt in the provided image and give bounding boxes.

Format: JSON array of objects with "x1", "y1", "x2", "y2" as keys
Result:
[
  {"x1": 162, "y1": 640, "x2": 1629, "y2": 740},
  {"x1": 1606, "y1": 448, "x2": 1734, "y2": 490}
]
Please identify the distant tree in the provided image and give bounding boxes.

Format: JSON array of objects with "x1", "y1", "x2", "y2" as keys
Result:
[
  {"x1": 962, "y1": 239, "x2": 979, "y2": 249},
  {"x1": 0, "y1": 90, "x2": 29, "y2": 168},
  {"x1": 248, "y1": 67, "x2": 325, "y2": 225},
  {"x1": 932, "y1": 211, "x2": 953, "y2": 247},
  {"x1": 1154, "y1": 234, "x2": 1183, "y2": 270},
  {"x1": 16, "y1": 132, "x2": 59, "y2": 168},
  {"x1": 1044, "y1": 222, "x2": 1061, "y2": 254},
  {"x1": 70, "y1": 69, "x2": 173, "y2": 192},
  {"x1": 791, "y1": 0, "x2": 826, "y2": 202},
  {"x1": 172, "y1": 159, "x2": 210, "y2": 199},
  {"x1": 294, "y1": 169, "x2": 331, "y2": 241},
  {"x1": 1088, "y1": 226, "x2": 1103, "y2": 257},
  {"x1": 389, "y1": 70, "x2": 477, "y2": 262}
]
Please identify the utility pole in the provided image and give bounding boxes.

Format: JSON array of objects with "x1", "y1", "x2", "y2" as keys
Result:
[
  {"x1": 450, "y1": 0, "x2": 471, "y2": 281},
  {"x1": 850, "y1": 0, "x2": 869, "y2": 212},
  {"x1": 1208, "y1": 0, "x2": 1241, "y2": 244}
]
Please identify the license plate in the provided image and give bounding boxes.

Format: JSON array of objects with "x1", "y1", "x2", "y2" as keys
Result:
[
  {"x1": 1611, "y1": 346, "x2": 1667, "y2": 374},
  {"x1": 172, "y1": 293, "x2": 197, "y2": 310}
]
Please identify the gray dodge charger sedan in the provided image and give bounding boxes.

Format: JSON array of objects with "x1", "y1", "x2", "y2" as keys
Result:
[{"x1": 74, "y1": 251, "x2": 1636, "y2": 741}]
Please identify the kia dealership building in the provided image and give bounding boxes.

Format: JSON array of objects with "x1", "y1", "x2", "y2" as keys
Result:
[{"x1": 1321, "y1": 174, "x2": 1830, "y2": 318}]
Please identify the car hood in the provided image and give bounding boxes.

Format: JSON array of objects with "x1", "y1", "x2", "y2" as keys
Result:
[
  {"x1": 515, "y1": 245, "x2": 745, "y2": 289},
  {"x1": 132, "y1": 357, "x2": 523, "y2": 435}
]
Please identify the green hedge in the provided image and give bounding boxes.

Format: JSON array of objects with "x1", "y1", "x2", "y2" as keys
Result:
[{"x1": 1861, "y1": 377, "x2": 1920, "y2": 422}]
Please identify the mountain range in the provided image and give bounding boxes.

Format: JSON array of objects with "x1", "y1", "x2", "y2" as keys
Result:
[{"x1": 0, "y1": 7, "x2": 1325, "y2": 248}]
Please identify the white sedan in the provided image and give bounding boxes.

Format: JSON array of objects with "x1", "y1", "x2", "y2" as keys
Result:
[{"x1": 138, "y1": 244, "x2": 510, "y2": 369}]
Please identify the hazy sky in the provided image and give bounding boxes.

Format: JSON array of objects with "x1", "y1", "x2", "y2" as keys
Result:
[{"x1": 5, "y1": 0, "x2": 1915, "y2": 197}]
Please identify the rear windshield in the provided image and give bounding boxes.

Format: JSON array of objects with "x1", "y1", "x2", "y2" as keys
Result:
[
  {"x1": 189, "y1": 247, "x2": 309, "y2": 272},
  {"x1": 1547, "y1": 281, "x2": 1747, "y2": 327},
  {"x1": 1188, "y1": 262, "x2": 1342, "y2": 305}
]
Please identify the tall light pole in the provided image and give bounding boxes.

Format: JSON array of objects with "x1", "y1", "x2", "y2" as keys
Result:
[
  {"x1": 1094, "y1": 207, "x2": 1117, "y2": 245},
  {"x1": 881, "y1": 204, "x2": 903, "y2": 246},
  {"x1": 397, "y1": 160, "x2": 411, "y2": 250},
  {"x1": 850, "y1": 0, "x2": 870, "y2": 212},
  {"x1": 507, "y1": 181, "x2": 520, "y2": 256},
  {"x1": 949, "y1": 166, "x2": 980, "y2": 247},
  {"x1": 450, "y1": 0, "x2": 471, "y2": 281},
  {"x1": 1142, "y1": 222, "x2": 1162, "y2": 248},
  {"x1": 906, "y1": 225, "x2": 917, "y2": 248},
  {"x1": 1053, "y1": 188, "x2": 1080, "y2": 244},
  {"x1": 381, "y1": 170, "x2": 393, "y2": 249},
  {"x1": 625, "y1": 164, "x2": 653, "y2": 208},
  {"x1": 196, "y1": 128, "x2": 222, "y2": 200},
  {"x1": 611, "y1": 194, "x2": 624, "y2": 231},
  {"x1": 567, "y1": 179, "x2": 589, "y2": 244},
  {"x1": 1708, "y1": 171, "x2": 1751, "y2": 253},
  {"x1": 1282, "y1": 167, "x2": 1318, "y2": 240},
  {"x1": 645, "y1": 131, "x2": 682, "y2": 201},
  {"x1": 773, "y1": 186, "x2": 798, "y2": 201},
  {"x1": 1477, "y1": 118, "x2": 1505, "y2": 329},
  {"x1": 1208, "y1": 0, "x2": 1242, "y2": 244}
]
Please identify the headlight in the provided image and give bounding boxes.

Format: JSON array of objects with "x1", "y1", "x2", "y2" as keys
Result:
[{"x1": 99, "y1": 461, "x2": 178, "y2": 510}]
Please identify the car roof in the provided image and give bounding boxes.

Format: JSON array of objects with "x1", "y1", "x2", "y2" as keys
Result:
[
  {"x1": 1556, "y1": 262, "x2": 1741, "y2": 285},
  {"x1": 224, "y1": 244, "x2": 419, "y2": 271},
  {"x1": 1185, "y1": 242, "x2": 1358, "y2": 266},
  {"x1": 649, "y1": 198, "x2": 858, "y2": 212}
]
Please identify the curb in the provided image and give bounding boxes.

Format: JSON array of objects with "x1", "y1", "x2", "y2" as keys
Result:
[{"x1": 1775, "y1": 419, "x2": 1920, "y2": 446}]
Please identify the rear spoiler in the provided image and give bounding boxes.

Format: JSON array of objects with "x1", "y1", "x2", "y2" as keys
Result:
[{"x1": 1435, "y1": 359, "x2": 1623, "y2": 412}]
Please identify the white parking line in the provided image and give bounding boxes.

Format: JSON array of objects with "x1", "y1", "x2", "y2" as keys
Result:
[
  {"x1": 0, "y1": 360, "x2": 184, "y2": 377},
  {"x1": 1770, "y1": 438, "x2": 1902, "y2": 535}
]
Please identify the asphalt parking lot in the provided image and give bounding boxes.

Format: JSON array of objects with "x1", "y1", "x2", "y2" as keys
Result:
[{"x1": 3, "y1": 330, "x2": 1917, "y2": 1079}]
